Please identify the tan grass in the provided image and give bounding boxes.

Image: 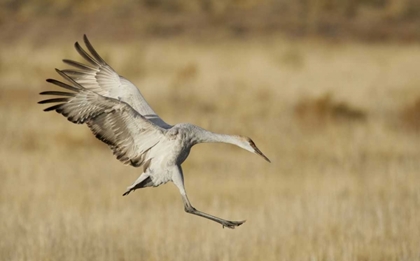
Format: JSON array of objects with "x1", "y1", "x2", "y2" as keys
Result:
[
  {"x1": 400, "y1": 96, "x2": 420, "y2": 132},
  {"x1": 2, "y1": 0, "x2": 420, "y2": 42},
  {"x1": 1, "y1": 36, "x2": 420, "y2": 260},
  {"x1": 295, "y1": 93, "x2": 367, "y2": 127}
]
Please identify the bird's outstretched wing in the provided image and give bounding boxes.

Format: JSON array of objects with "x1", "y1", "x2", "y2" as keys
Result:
[
  {"x1": 39, "y1": 69, "x2": 166, "y2": 168},
  {"x1": 61, "y1": 34, "x2": 171, "y2": 129}
]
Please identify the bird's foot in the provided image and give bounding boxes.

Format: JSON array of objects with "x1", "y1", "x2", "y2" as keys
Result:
[
  {"x1": 221, "y1": 220, "x2": 246, "y2": 229},
  {"x1": 122, "y1": 187, "x2": 134, "y2": 196}
]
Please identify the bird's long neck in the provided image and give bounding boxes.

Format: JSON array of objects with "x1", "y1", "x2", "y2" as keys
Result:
[{"x1": 191, "y1": 126, "x2": 242, "y2": 147}]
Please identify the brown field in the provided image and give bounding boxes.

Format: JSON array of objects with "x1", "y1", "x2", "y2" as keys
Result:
[{"x1": 1, "y1": 24, "x2": 420, "y2": 261}]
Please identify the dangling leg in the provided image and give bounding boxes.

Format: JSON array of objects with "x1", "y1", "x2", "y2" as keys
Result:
[
  {"x1": 180, "y1": 192, "x2": 246, "y2": 229},
  {"x1": 122, "y1": 173, "x2": 152, "y2": 196},
  {"x1": 172, "y1": 166, "x2": 245, "y2": 229}
]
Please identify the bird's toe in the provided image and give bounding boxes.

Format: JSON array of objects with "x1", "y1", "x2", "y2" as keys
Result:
[{"x1": 222, "y1": 220, "x2": 246, "y2": 229}]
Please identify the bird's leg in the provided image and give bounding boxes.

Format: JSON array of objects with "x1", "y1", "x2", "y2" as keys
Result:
[
  {"x1": 122, "y1": 173, "x2": 152, "y2": 196},
  {"x1": 181, "y1": 193, "x2": 246, "y2": 229},
  {"x1": 172, "y1": 165, "x2": 245, "y2": 229}
]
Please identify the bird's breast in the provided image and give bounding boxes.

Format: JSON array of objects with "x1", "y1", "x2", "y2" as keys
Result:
[
  {"x1": 176, "y1": 146, "x2": 191, "y2": 165},
  {"x1": 150, "y1": 134, "x2": 191, "y2": 166}
]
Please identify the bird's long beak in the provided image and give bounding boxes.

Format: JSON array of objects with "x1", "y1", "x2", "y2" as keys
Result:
[{"x1": 254, "y1": 147, "x2": 271, "y2": 163}]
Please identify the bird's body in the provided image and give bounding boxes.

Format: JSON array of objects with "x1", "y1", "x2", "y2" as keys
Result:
[{"x1": 39, "y1": 35, "x2": 270, "y2": 229}]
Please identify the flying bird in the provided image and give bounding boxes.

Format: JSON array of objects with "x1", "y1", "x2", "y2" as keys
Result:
[{"x1": 39, "y1": 35, "x2": 270, "y2": 229}]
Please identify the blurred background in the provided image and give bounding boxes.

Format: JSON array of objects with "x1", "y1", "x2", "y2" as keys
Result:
[{"x1": 1, "y1": 0, "x2": 420, "y2": 260}]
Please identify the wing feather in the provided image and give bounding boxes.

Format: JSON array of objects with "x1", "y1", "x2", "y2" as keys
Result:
[
  {"x1": 39, "y1": 69, "x2": 166, "y2": 168},
  {"x1": 62, "y1": 34, "x2": 171, "y2": 129},
  {"x1": 39, "y1": 91, "x2": 75, "y2": 96},
  {"x1": 74, "y1": 42, "x2": 99, "y2": 66},
  {"x1": 63, "y1": 59, "x2": 97, "y2": 71}
]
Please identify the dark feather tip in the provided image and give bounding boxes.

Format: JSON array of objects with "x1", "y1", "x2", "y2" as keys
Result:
[
  {"x1": 43, "y1": 104, "x2": 62, "y2": 111},
  {"x1": 38, "y1": 98, "x2": 68, "y2": 104}
]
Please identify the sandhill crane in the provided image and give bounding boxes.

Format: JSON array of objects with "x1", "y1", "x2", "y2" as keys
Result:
[{"x1": 39, "y1": 35, "x2": 270, "y2": 229}]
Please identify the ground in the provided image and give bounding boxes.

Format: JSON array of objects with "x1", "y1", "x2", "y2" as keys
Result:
[{"x1": 0, "y1": 24, "x2": 420, "y2": 261}]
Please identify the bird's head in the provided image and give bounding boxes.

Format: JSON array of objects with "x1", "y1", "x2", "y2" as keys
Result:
[{"x1": 237, "y1": 136, "x2": 271, "y2": 163}]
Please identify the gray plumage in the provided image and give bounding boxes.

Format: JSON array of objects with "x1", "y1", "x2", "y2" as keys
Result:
[{"x1": 39, "y1": 35, "x2": 270, "y2": 229}]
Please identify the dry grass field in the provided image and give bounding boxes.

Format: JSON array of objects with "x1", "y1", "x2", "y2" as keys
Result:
[{"x1": 1, "y1": 33, "x2": 420, "y2": 260}]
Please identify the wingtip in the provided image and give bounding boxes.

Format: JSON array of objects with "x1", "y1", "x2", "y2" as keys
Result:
[
  {"x1": 62, "y1": 59, "x2": 74, "y2": 65},
  {"x1": 83, "y1": 34, "x2": 90, "y2": 44},
  {"x1": 39, "y1": 90, "x2": 53, "y2": 95},
  {"x1": 55, "y1": 68, "x2": 66, "y2": 78},
  {"x1": 53, "y1": 69, "x2": 64, "y2": 79},
  {"x1": 43, "y1": 106, "x2": 57, "y2": 112}
]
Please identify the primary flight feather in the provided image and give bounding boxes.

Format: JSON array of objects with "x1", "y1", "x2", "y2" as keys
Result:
[{"x1": 39, "y1": 35, "x2": 270, "y2": 229}]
